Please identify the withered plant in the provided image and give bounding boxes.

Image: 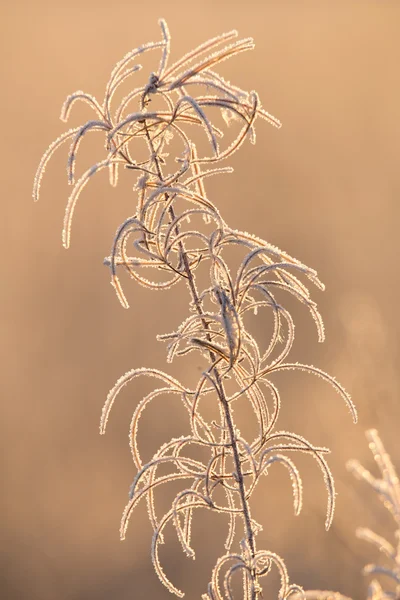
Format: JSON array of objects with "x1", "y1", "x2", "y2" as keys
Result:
[
  {"x1": 348, "y1": 430, "x2": 400, "y2": 600},
  {"x1": 34, "y1": 19, "x2": 358, "y2": 599}
]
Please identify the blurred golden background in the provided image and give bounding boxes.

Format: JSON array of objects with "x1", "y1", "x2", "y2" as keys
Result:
[{"x1": 2, "y1": 1, "x2": 400, "y2": 598}]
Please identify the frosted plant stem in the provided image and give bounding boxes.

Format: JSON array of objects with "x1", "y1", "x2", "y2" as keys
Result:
[
  {"x1": 37, "y1": 24, "x2": 358, "y2": 595},
  {"x1": 214, "y1": 370, "x2": 257, "y2": 598},
  {"x1": 144, "y1": 116, "x2": 257, "y2": 598}
]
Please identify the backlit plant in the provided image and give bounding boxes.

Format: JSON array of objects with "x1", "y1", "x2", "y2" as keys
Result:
[
  {"x1": 348, "y1": 430, "x2": 400, "y2": 600},
  {"x1": 34, "y1": 19, "x2": 358, "y2": 599}
]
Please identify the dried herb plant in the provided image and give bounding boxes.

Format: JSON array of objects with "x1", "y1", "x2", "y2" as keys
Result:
[
  {"x1": 34, "y1": 19, "x2": 358, "y2": 599},
  {"x1": 348, "y1": 430, "x2": 400, "y2": 600}
]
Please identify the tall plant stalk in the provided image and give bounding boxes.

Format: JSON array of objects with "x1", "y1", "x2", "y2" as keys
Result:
[
  {"x1": 34, "y1": 19, "x2": 357, "y2": 599},
  {"x1": 144, "y1": 107, "x2": 257, "y2": 578}
]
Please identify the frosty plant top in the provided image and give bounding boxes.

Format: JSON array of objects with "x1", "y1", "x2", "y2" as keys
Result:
[
  {"x1": 33, "y1": 19, "x2": 280, "y2": 259},
  {"x1": 34, "y1": 19, "x2": 357, "y2": 600}
]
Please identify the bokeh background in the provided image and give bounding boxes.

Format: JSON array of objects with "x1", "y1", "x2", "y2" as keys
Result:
[{"x1": 2, "y1": 1, "x2": 400, "y2": 598}]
